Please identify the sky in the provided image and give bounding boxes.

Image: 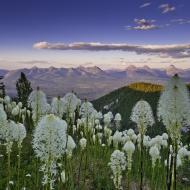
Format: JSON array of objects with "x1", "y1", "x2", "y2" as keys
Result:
[{"x1": 0, "y1": 0, "x2": 190, "y2": 70}]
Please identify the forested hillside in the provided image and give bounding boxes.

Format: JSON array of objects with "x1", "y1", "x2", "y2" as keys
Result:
[{"x1": 93, "y1": 82, "x2": 190, "y2": 136}]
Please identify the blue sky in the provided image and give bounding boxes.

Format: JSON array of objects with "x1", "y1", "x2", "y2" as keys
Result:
[{"x1": 0, "y1": 0, "x2": 190, "y2": 69}]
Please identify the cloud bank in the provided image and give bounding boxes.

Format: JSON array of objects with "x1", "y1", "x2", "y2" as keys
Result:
[{"x1": 33, "y1": 41, "x2": 190, "y2": 59}]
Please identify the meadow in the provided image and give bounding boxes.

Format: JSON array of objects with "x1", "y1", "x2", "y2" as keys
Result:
[{"x1": 0, "y1": 74, "x2": 190, "y2": 190}]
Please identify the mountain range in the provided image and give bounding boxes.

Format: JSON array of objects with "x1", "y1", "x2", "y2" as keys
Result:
[{"x1": 0, "y1": 65, "x2": 190, "y2": 100}]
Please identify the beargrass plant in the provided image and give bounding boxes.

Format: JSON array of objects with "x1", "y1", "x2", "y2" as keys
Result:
[
  {"x1": 158, "y1": 74, "x2": 190, "y2": 190},
  {"x1": 131, "y1": 100, "x2": 155, "y2": 190},
  {"x1": 32, "y1": 114, "x2": 67, "y2": 190}
]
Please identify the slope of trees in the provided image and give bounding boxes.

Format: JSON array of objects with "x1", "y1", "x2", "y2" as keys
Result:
[{"x1": 92, "y1": 83, "x2": 164, "y2": 136}]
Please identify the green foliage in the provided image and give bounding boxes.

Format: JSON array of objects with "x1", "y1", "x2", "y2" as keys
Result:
[
  {"x1": 93, "y1": 82, "x2": 190, "y2": 136},
  {"x1": 16, "y1": 72, "x2": 32, "y2": 107},
  {"x1": 93, "y1": 83, "x2": 162, "y2": 133}
]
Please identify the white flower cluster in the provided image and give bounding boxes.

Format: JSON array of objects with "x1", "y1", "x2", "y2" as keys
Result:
[
  {"x1": 149, "y1": 134, "x2": 168, "y2": 149},
  {"x1": 1, "y1": 96, "x2": 29, "y2": 123},
  {"x1": 114, "y1": 113, "x2": 122, "y2": 130},
  {"x1": 158, "y1": 75, "x2": 190, "y2": 140},
  {"x1": 104, "y1": 128, "x2": 137, "y2": 148},
  {"x1": 62, "y1": 92, "x2": 81, "y2": 115},
  {"x1": 28, "y1": 88, "x2": 49, "y2": 124},
  {"x1": 32, "y1": 114, "x2": 67, "y2": 188},
  {"x1": 32, "y1": 114, "x2": 67, "y2": 161},
  {"x1": 122, "y1": 129, "x2": 137, "y2": 144},
  {"x1": 131, "y1": 100, "x2": 155, "y2": 134},
  {"x1": 174, "y1": 145, "x2": 190, "y2": 167},
  {"x1": 138, "y1": 133, "x2": 168, "y2": 150},
  {"x1": 40, "y1": 160, "x2": 57, "y2": 189},
  {"x1": 108, "y1": 150, "x2": 126, "y2": 189},
  {"x1": 103, "y1": 113, "x2": 112, "y2": 126},
  {"x1": 13, "y1": 123, "x2": 26, "y2": 147},
  {"x1": 80, "y1": 100, "x2": 95, "y2": 119},
  {"x1": 0, "y1": 106, "x2": 7, "y2": 140},
  {"x1": 51, "y1": 97, "x2": 64, "y2": 118},
  {"x1": 113, "y1": 130, "x2": 123, "y2": 148},
  {"x1": 79, "y1": 137, "x2": 87, "y2": 150},
  {"x1": 66, "y1": 135, "x2": 76, "y2": 158},
  {"x1": 1, "y1": 119, "x2": 26, "y2": 153},
  {"x1": 123, "y1": 140, "x2": 135, "y2": 170}
]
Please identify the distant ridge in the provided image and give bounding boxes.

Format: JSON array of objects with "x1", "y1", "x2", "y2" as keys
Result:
[{"x1": 1, "y1": 65, "x2": 190, "y2": 100}]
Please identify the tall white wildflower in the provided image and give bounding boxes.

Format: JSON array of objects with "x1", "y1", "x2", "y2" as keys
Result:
[
  {"x1": 4, "y1": 121, "x2": 18, "y2": 153},
  {"x1": 131, "y1": 100, "x2": 155, "y2": 135},
  {"x1": 62, "y1": 92, "x2": 81, "y2": 118},
  {"x1": 4, "y1": 95, "x2": 11, "y2": 104},
  {"x1": 108, "y1": 150, "x2": 126, "y2": 189},
  {"x1": 11, "y1": 105, "x2": 20, "y2": 116},
  {"x1": 28, "y1": 87, "x2": 49, "y2": 125},
  {"x1": 66, "y1": 135, "x2": 76, "y2": 158},
  {"x1": 60, "y1": 170, "x2": 66, "y2": 183},
  {"x1": 162, "y1": 133, "x2": 169, "y2": 140},
  {"x1": 108, "y1": 111, "x2": 114, "y2": 120},
  {"x1": 149, "y1": 145, "x2": 160, "y2": 168},
  {"x1": 131, "y1": 100, "x2": 154, "y2": 189},
  {"x1": 32, "y1": 114, "x2": 67, "y2": 188},
  {"x1": 104, "y1": 113, "x2": 112, "y2": 127},
  {"x1": 149, "y1": 135, "x2": 163, "y2": 149},
  {"x1": 80, "y1": 100, "x2": 95, "y2": 119},
  {"x1": 157, "y1": 75, "x2": 190, "y2": 189},
  {"x1": 157, "y1": 74, "x2": 190, "y2": 141},
  {"x1": 178, "y1": 146, "x2": 190, "y2": 160},
  {"x1": 79, "y1": 137, "x2": 87, "y2": 150},
  {"x1": 96, "y1": 111, "x2": 103, "y2": 120},
  {"x1": 127, "y1": 129, "x2": 135, "y2": 137},
  {"x1": 14, "y1": 123, "x2": 26, "y2": 148},
  {"x1": 143, "y1": 135, "x2": 151, "y2": 148},
  {"x1": 33, "y1": 114, "x2": 67, "y2": 159},
  {"x1": 114, "y1": 113, "x2": 122, "y2": 130},
  {"x1": 123, "y1": 140, "x2": 135, "y2": 170},
  {"x1": 0, "y1": 107, "x2": 7, "y2": 141},
  {"x1": 51, "y1": 96, "x2": 64, "y2": 118},
  {"x1": 113, "y1": 130, "x2": 122, "y2": 148},
  {"x1": 104, "y1": 127, "x2": 112, "y2": 138},
  {"x1": 90, "y1": 109, "x2": 98, "y2": 126}
]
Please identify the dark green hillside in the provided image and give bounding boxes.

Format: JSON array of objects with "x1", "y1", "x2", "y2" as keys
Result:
[
  {"x1": 93, "y1": 82, "x2": 164, "y2": 135},
  {"x1": 93, "y1": 82, "x2": 190, "y2": 136}
]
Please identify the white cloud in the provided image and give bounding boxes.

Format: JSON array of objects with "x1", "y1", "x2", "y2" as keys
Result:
[
  {"x1": 126, "y1": 19, "x2": 159, "y2": 31},
  {"x1": 140, "y1": 2, "x2": 151, "y2": 8},
  {"x1": 33, "y1": 41, "x2": 190, "y2": 59},
  {"x1": 171, "y1": 19, "x2": 190, "y2": 25},
  {"x1": 159, "y1": 4, "x2": 176, "y2": 14}
]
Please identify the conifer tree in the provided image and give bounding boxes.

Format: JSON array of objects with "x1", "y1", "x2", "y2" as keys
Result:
[
  {"x1": 16, "y1": 72, "x2": 32, "y2": 107},
  {"x1": 0, "y1": 76, "x2": 6, "y2": 98}
]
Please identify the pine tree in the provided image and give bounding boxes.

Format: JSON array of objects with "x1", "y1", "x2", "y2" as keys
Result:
[
  {"x1": 0, "y1": 76, "x2": 5, "y2": 98},
  {"x1": 16, "y1": 72, "x2": 32, "y2": 107}
]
